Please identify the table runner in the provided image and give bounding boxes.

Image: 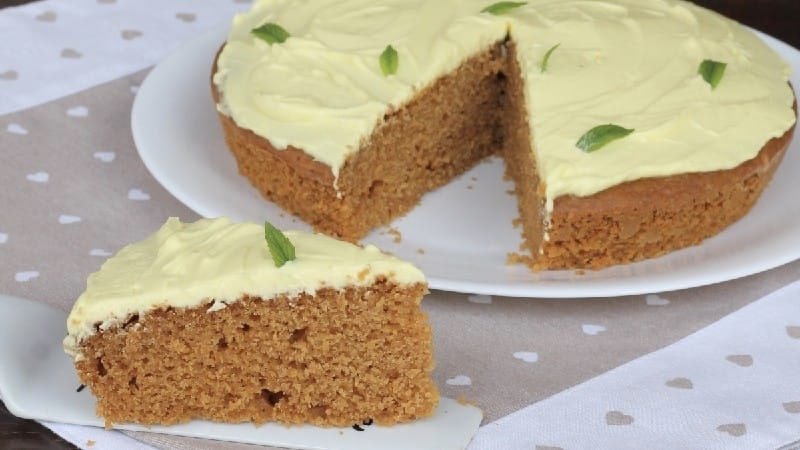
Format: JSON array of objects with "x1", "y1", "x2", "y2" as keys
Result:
[{"x1": 2, "y1": 1, "x2": 799, "y2": 449}]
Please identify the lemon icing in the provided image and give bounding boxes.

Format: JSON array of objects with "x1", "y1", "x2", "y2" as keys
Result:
[
  {"x1": 213, "y1": 0, "x2": 795, "y2": 209},
  {"x1": 64, "y1": 217, "x2": 425, "y2": 360}
]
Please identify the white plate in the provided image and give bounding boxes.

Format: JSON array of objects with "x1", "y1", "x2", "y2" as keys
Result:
[
  {"x1": 0, "y1": 294, "x2": 482, "y2": 450},
  {"x1": 132, "y1": 26, "x2": 800, "y2": 298}
]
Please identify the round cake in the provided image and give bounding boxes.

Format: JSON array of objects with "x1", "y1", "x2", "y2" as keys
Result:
[{"x1": 211, "y1": 0, "x2": 797, "y2": 270}]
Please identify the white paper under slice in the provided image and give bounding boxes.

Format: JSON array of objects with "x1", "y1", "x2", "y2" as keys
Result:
[{"x1": 0, "y1": 294, "x2": 482, "y2": 450}]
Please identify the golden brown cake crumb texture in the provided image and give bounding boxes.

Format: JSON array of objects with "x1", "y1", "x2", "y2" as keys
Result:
[
  {"x1": 74, "y1": 281, "x2": 437, "y2": 427},
  {"x1": 214, "y1": 41, "x2": 796, "y2": 270}
]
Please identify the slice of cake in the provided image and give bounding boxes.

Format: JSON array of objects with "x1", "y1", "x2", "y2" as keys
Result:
[
  {"x1": 211, "y1": 0, "x2": 796, "y2": 270},
  {"x1": 63, "y1": 217, "x2": 437, "y2": 427}
]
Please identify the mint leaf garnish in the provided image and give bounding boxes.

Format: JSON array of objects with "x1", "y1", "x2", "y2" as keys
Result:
[
  {"x1": 698, "y1": 59, "x2": 726, "y2": 89},
  {"x1": 576, "y1": 124, "x2": 635, "y2": 152},
  {"x1": 540, "y1": 43, "x2": 560, "y2": 73},
  {"x1": 380, "y1": 45, "x2": 399, "y2": 76},
  {"x1": 264, "y1": 222, "x2": 295, "y2": 267},
  {"x1": 481, "y1": 1, "x2": 527, "y2": 15},
  {"x1": 251, "y1": 23, "x2": 290, "y2": 45}
]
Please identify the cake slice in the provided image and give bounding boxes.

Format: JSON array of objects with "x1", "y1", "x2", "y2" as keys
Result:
[{"x1": 63, "y1": 217, "x2": 437, "y2": 427}]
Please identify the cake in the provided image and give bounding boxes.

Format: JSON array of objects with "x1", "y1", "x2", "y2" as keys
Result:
[
  {"x1": 63, "y1": 217, "x2": 437, "y2": 427},
  {"x1": 211, "y1": 0, "x2": 797, "y2": 270}
]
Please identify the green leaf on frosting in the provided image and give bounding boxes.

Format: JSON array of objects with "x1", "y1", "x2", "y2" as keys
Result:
[
  {"x1": 251, "y1": 23, "x2": 290, "y2": 45},
  {"x1": 540, "y1": 43, "x2": 560, "y2": 73},
  {"x1": 264, "y1": 221, "x2": 295, "y2": 267},
  {"x1": 380, "y1": 45, "x2": 399, "y2": 76},
  {"x1": 481, "y1": 1, "x2": 527, "y2": 15},
  {"x1": 698, "y1": 59, "x2": 726, "y2": 89},
  {"x1": 576, "y1": 124, "x2": 635, "y2": 152}
]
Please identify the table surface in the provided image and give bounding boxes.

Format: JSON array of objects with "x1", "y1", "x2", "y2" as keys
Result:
[{"x1": 1, "y1": 1, "x2": 798, "y2": 449}]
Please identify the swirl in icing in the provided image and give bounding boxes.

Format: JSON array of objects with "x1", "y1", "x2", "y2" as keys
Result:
[
  {"x1": 64, "y1": 218, "x2": 425, "y2": 359},
  {"x1": 213, "y1": 0, "x2": 795, "y2": 209}
]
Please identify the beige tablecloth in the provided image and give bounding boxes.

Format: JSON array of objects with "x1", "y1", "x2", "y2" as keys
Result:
[
  {"x1": 3, "y1": 68, "x2": 800, "y2": 449},
  {"x1": 2, "y1": 1, "x2": 800, "y2": 448}
]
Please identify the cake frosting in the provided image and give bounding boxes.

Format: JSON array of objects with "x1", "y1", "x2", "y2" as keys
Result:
[
  {"x1": 213, "y1": 0, "x2": 795, "y2": 209},
  {"x1": 64, "y1": 217, "x2": 425, "y2": 360}
]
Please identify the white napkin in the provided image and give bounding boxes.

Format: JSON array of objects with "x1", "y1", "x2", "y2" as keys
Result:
[
  {"x1": 470, "y1": 280, "x2": 800, "y2": 450},
  {"x1": 0, "y1": 0, "x2": 248, "y2": 115},
  {"x1": 42, "y1": 421, "x2": 156, "y2": 450}
]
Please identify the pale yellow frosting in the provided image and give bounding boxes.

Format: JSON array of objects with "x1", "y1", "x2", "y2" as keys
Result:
[
  {"x1": 213, "y1": 0, "x2": 795, "y2": 208},
  {"x1": 63, "y1": 218, "x2": 425, "y2": 360}
]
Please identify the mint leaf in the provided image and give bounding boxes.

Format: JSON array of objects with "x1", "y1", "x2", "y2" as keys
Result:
[
  {"x1": 481, "y1": 1, "x2": 527, "y2": 15},
  {"x1": 698, "y1": 59, "x2": 726, "y2": 89},
  {"x1": 264, "y1": 222, "x2": 295, "y2": 267},
  {"x1": 380, "y1": 45, "x2": 399, "y2": 76},
  {"x1": 540, "y1": 43, "x2": 560, "y2": 73},
  {"x1": 251, "y1": 23, "x2": 290, "y2": 45},
  {"x1": 576, "y1": 124, "x2": 635, "y2": 152}
]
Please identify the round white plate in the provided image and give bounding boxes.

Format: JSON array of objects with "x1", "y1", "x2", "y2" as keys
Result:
[{"x1": 132, "y1": 26, "x2": 800, "y2": 298}]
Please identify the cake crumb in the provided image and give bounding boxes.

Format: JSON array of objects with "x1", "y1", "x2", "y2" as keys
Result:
[
  {"x1": 387, "y1": 227, "x2": 402, "y2": 243},
  {"x1": 466, "y1": 185, "x2": 474, "y2": 190},
  {"x1": 470, "y1": 176, "x2": 478, "y2": 181},
  {"x1": 356, "y1": 267, "x2": 370, "y2": 281},
  {"x1": 505, "y1": 189, "x2": 515, "y2": 196},
  {"x1": 506, "y1": 252, "x2": 534, "y2": 266},
  {"x1": 86, "y1": 440, "x2": 95, "y2": 447},
  {"x1": 457, "y1": 395, "x2": 477, "y2": 407},
  {"x1": 511, "y1": 217, "x2": 522, "y2": 229},
  {"x1": 416, "y1": 248, "x2": 426, "y2": 255},
  {"x1": 574, "y1": 269, "x2": 586, "y2": 276}
]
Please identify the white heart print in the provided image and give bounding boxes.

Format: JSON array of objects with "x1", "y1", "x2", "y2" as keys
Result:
[
  {"x1": 6, "y1": 123, "x2": 28, "y2": 135},
  {"x1": 58, "y1": 214, "x2": 82, "y2": 224},
  {"x1": 93, "y1": 151, "x2": 116, "y2": 162},
  {"x1": 646, "y1": 294, "x2": 670, "y2": 306},
  {"x1": 89, "y1": 249, "x2": 112, "y2": 257},
  {"x1": 26, "y1": 172, "x2": 49, "y2": 183},
  {"x1": 15, "y1": 271, "x2": 39, "y2": 282},
  {"x1": 445, "y1": 375, "x2": 472, "y2": 386},
  {"x1": 0, "y1": 233, "x2": 8, "y2": 244},
  {"x1": 127, "y1": 189, "x2": 150, "y2": 201},
  {"x1": 66, "y1": 106, "x2": 89, "y2": 117},
  {"x1": 513, "y1": 351, "x2": 539, "y2": 363},
  {"x1": 467, "y1": 294, "x2": 492, "y2": 304},
  {"x1": 582, "y1": 324, "x2": 606, "y2": 336}
]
